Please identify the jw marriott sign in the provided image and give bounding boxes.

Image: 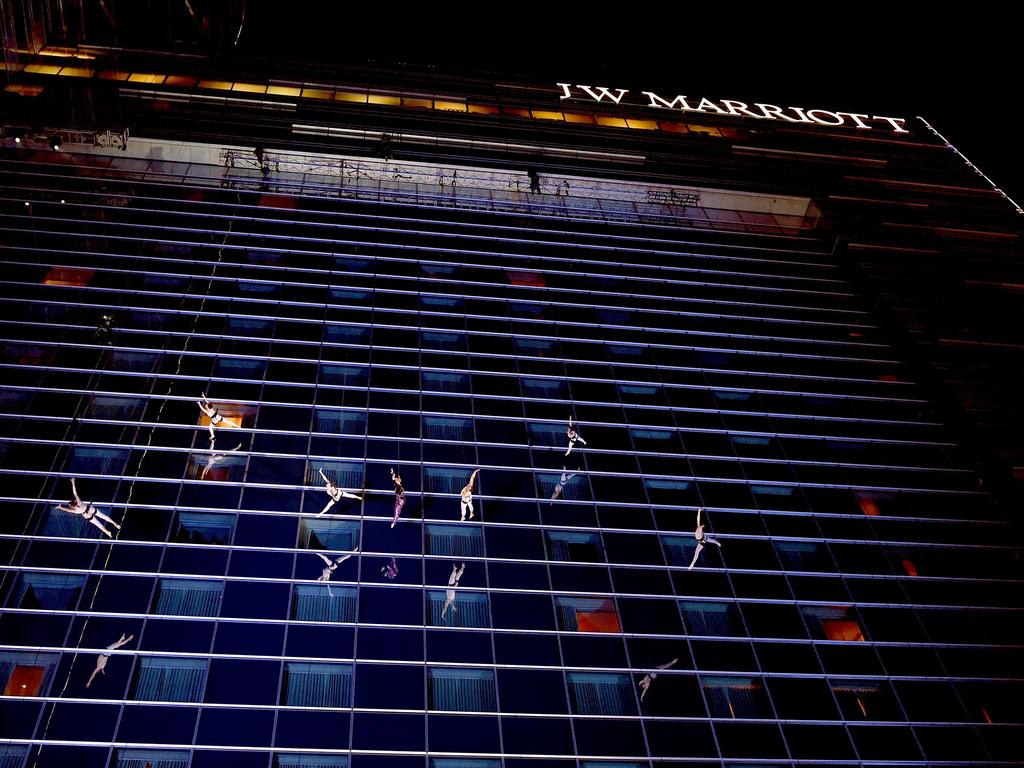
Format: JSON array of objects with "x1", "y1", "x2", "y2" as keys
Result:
[{"x1": 557, "y1": 83, "x2": 909, "y2": 133}]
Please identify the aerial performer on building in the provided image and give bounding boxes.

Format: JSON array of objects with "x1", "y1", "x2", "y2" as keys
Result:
[
  {"x1": 318, "y1": 467, "x2": 364, "y2": 516},
  {"x1": 688, "y1": 507, "x2": 722, "y2": 570},
  {"x1": 56, "y1": 478, "x2": 122, "y2": 538},
  {"x1": 460, "y1": 469, "x2": 480, "y2": 521}
]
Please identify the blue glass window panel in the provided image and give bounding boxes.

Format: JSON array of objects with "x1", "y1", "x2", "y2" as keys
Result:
[
  {"x1": 330, "y1": 286, "x2": 371, "y2": 302},
  {"x1": 567, "y1": 672, "x2": 635, "y2": 715},
  {"x1": 331, "y1": 257, "x2": 372, "y2": 275},
  {"x1": 177, "y1": 511, "x2": 234, "y2": 545},
  {"x1": 428, "y1": 667, "x2": 496, "y2": 712},
  {"x1": 775, "y1": 541, "x2": 826, "y2": 571},
  {"x1": 43, "y1": 506, "x2": 95, "y2": 538},
  {"x1": 0, "y1": 389, "x2": 32, "y2": 414},
  {"x1": 292, "y1": 584, "x2": 356, "y2": 623},
  {"x1": 228, "y1": 317, "x2": 274, "y2": 336},
  {"x1": 115, "y1": 749, "x2": 190, "y2": 768},
  {"x1": 630, "y1": 428, "x2": 675, "y2": 442},
  {"x1": 284, "y1": 662, "x2": 353, "y2": 707},
  {"x1": 422, "y1": 332, "x2": 467, "y2": 351},
  {"x1": 423, "y1": 416, "x2": 472, "y2": 442},
  {"x1": 320, "y1": 364, "x2": 369, "y2": 387},
  {"x1": 732, "y1": 435, "x2": 771, "y2": 446},
  {"x1": 422, "y1": 371, "x2": 470, "y2": 393},
  {"x1": 645, "y1": 478, "x2": 691, "y2": 505},
  {"x1": 216, "y1": 357, "x2": 267, "y2": 380},
  {"x1": 536, "y1": 472, "x2": 590, "y2": 501},
  {"x1": 608, "y1": 345, "x2": 646, "y2": 360},
  {"x1": 521, "y1": 378, "x2": 568, "y2": 399},
  {"x1": 528, "y1": 423, "x2": 566, "y2": 447},
  {"x1": 300, "y1": 519, "x2": 360, "y2": 551},
  {"x1": 427, "y1": 590, "x2": 489, "y2": 628},
  {"x1": 155, "y1": 578, "x2": 223, "y2": 617},
  {"x1": 751, "y1": 485, "x2": 794, "y2": 496},
  {"x1": 127, "y1": 311, "x2": 173, "y2": 331},
  {"x1": 421, "y1": 295, "x2": 463, "y2": 308},
  {"x1": 662, "y1": 535, "x2": 696, "y2": 567},
  {"x1": 712, "y1": 389, "x2": 750, "y2": 402},
  {"x1": 14, "y1": 572, "x2": 85, "y2": 609},
  {"x1": 314, "y1": 409, "x2": 366, "y2": 436},
  {"x1": 515, "y1": 338, "x2": 557, "y2": 357},
  {"x1": 133, "y1": 657, "x2": 207, "y2": 702},
  {"x1": 430, "y1": 760, "x2": 499, "y2": 768},
  {"x1": 68, "y1": 446, "x2": 128, "y2": 475},
  {"x1": 275, "y1": 755, "x2": 348, "y2": 768},
  {"x1": 238, "y1": 281, "x2": 280, "y2": 295},
  {"x1": 112, "y1": 350, "x2": 159, "y2": 373},
  {"x1": 680, "y1": 601, "x2": 742, "y2": 636},
  {"x1": 85, "y1": 396, "x2": 143, "y2": 419},
  {"x1": 547, "y1": 531, "x2": 603, "y2": 562},
  {"x1": 306, "y1": 461, "x2": 363, "y2": 487},
  {"x1": 424, "y1": 466, "x2": 470, "y2": 494},
  {"x1": 0, "y1": 745, "x2": 28, "y2": 768},
  {"x1": 324, "y1": 326, "x2": 370, "y2": 345},
  {"x1": 426, "y1": 524, "x2": 484, "y2": 557}
]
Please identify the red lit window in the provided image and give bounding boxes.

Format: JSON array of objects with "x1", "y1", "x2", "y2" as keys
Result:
[
  {"x1": 901, "y1": 558, "x2": 918, "y2": 577},
  {"x1": 4, "y1": 664, "x2": 44, "y2": 696},
  {"x1": 822, "y1": 619, "x2": 865, "y2": 642},
  {"x1": 43, "y1": 266, "x2": 94, "y2": 286},
  {"x1": 507, "y1": 271, "x2": 546, "y2": 287},
  {"x1": 558, "y1": 597, "x2": 620, "y2": 633},
  {"x1": 258, "y1": 194, "x2": 298, "y2": 209}
]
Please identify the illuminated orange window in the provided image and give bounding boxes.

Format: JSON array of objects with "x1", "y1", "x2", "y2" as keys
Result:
[
  {"x1": 501, "y1": 107, "x2": 531, "y2": 118},
  {"x1": 507, "y1": 271, "x2": 546, "y2": 288},
  {"x1": 562, "y1": 112, "x2": 595, "y2": 125},
  {"x1": 596, "y1": 116, "x2": 628, "y2": 128},
  {"x1": 687, "y1": 124, "x2": 722, "y2": 137},
  {"x1": 468, "y1": 103, "x2": 500, "y2": 115},
  {"x1": 197, "y1": 402, "x2": 254, "y2": 432},
  {"x1": 803, "y1": 605, "x2": 865, "y2": 642},
  {"x1": 4, "y1": 664, "x2": 44, "y2": 696},
  {"x1": 531, "y1": 110, "x2": 564, "y2": 121},
  {"x1": 44, "y1": 267, "x2": 95, "y2": 286},
  {"x1": 625, "y1": 119, "x2": 659, "y2": 130},
  {"x1": 658, "y1": 121, "x2": 689, "y2": 134},
  {"x1": 856, "y1": 492, "x2": 884, "y2": 516},
  {"x1": 877, "y1": 373, "x2": 900, "y2": 382},
  {"x1": 822, "y1": 619, "x2": 865, "y2": 642}
]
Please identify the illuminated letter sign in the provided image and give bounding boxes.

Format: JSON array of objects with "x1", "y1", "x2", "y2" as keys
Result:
[{"x1": 560, "y1": 84, "x2": 909, "y2": 133}]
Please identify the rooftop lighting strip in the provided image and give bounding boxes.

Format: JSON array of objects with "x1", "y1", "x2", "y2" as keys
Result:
[{"x1": 916, "y1": 115, "x2": 1024, "y2": 215}]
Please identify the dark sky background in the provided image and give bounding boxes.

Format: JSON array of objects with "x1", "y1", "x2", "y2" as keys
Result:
[{"x1": 230, "y1": 10, "x2": 1021, "y2": 211}]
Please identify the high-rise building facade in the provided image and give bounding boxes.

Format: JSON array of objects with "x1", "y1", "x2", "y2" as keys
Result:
[{"x1": 2, "y1": 26, "x2": 1023, "y2": 768}]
